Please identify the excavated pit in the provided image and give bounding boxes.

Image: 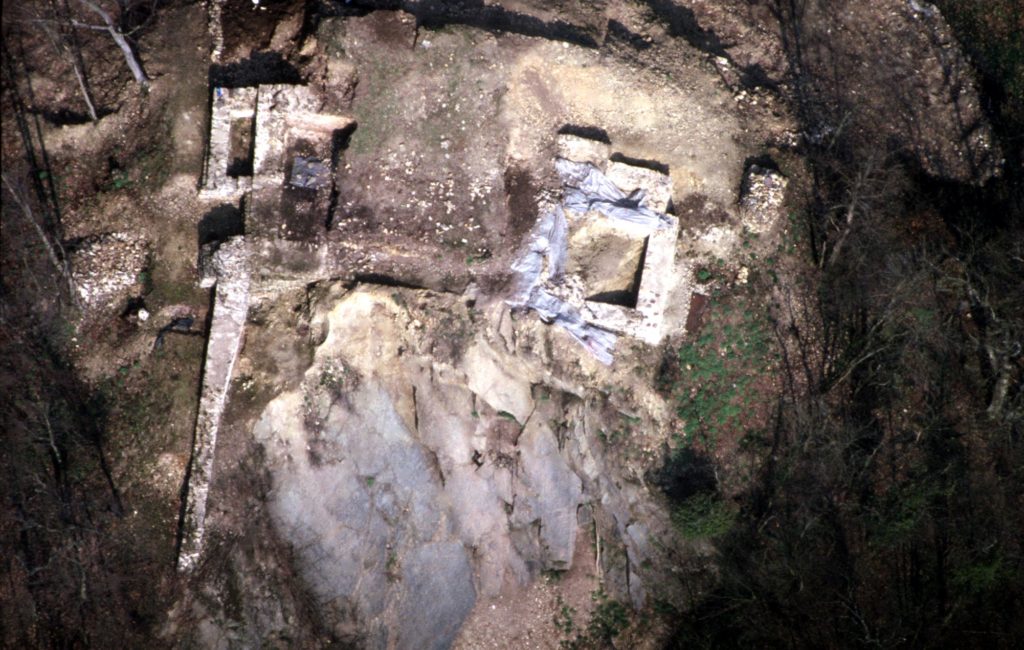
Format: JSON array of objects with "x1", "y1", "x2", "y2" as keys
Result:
[{"x1": 178, "y1": 8, "x2": 794, "y2": 646}]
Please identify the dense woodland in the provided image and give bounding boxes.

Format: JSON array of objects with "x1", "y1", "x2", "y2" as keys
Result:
[
  {"x1": 2, "y1": 0, "x2": 1021, "y2": 647},
  {"x1": 666, "y1": 1, "x2": 1024, "y2": 646}
]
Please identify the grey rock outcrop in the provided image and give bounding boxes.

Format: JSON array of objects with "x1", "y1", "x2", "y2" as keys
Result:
[
  {"x1": 254, "y1": 379, "x2": 475, "y2": 649},
  {"x1": 248, "y1": 286, "x2": 680, "y2": 646},
  {"x1": 511, "y1": 414, "x2": 583, "y2": 570}
]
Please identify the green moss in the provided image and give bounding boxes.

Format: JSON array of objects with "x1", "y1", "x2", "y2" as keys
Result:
[
  {"x1": 671, "y1": 493, "x2": 736, "y2": 539},
  {"x1": 669, "y1": 296, "x2": 773, "y2": 448}
]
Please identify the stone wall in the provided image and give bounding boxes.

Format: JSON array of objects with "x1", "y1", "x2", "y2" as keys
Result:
[{"x1": 178, "y1": 238, "x2": 251, "y2": 572}]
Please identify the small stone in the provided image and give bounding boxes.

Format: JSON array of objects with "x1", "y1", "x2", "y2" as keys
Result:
[{"x1": 138, "y1": 308, "x2": 150, "y2": 322}]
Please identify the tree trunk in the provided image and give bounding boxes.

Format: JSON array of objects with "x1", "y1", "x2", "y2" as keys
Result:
[
  {"x1": 1, "y1": 172, "x2": 78, "y2": 304},
  {"x1": 62, "y1": 0, "x2": 99, "y2": 121},
  {"x1": 69, "y1": 51, "x2": 99, "y2": 121},
  {"x1": 77, "y1": 0, "x2": 149, "y2": 88}
]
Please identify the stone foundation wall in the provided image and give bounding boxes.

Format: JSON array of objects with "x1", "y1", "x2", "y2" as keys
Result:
[{"x1": 178, "y1": 238, "x2": 250, "y2": 572}]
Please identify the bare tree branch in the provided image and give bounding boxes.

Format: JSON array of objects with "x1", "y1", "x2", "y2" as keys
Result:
[
  {"x1": 1, "y1": 172, "x2": 78, "y2": 304},
  {"x1": 35, "y1": 1, "x2": 100, "y2": 123},
  {"x1": 76, "y1": 0, "x2": 149, "y2": 87}
]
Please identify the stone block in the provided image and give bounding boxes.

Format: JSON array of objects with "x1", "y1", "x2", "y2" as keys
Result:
[
  {"x1": 606, "y1": 160, "x2": 673, "y2": 213},
  {"x1": 567, "y1": 216, "x2": 648, "y2": 304},
  {"x1": 557, "y1": 133, "x2": 610, "y2": 168}
]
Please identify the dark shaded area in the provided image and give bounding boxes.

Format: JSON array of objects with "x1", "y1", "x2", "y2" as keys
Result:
[
  {"x1": 683, "y1": 291, "x2": 709, "y2": 335},
  {"x1": 741, "y1": 153, "x2": 780, "y2": 175},
  {"x1": 119, "y1": 296, "x2": 147, "y2": 319},
  {"x1": 605, "y1": 19, "x2": 652, "y2": 50},
  {"x1": 641, "y1": 0, "x2": 728, "y2": 57},
  {"x1": 652, "y1": 446, "x2": 717, "y2": 503},
  {"x1": 769, "y1": 0, "x2": 999, "y2": 182},
  {"x1": 208, "y1": 50, "x2": 304, "y2": 87},
  {"x1": 609, "y1": 152, "x2": 670, "y2": 176},
  {"x1": 226, "y1": 116, "x2": 255, "y2": 177},
  {"x1": 327, "y1": 123, "x2": 357, "y2": 228},
  {"x1": 1, "y1": 37, "x2": 65, "y2": 237},
  {"x1": 198, "y1": 203, "x2": 245, "y2": 246},
  {"x1": 346, "y1": 0, "x2": 599, "y2": 48},
  {"x1": 30, "y1": 106, "x2": 115, "y2": 126},
  {"x1": 278, "y1": 183, "x2": 321, "y2": 239},
  {"x1": 660, "y1": 2, "x2": 1024, "y2": 647},
  {"x1": 352, "y1": 272, "x2": 429, "y2": 291},
  {"x1": 638, "y1": 0, "x2": 777, "y2": 90},
  {"x1": 557, "y1": 123, "x2": 611, "y2": 144},
  {"x1": 221, "y1": 0, "x2": 306, "y2": 54},
  {"x1": 586, "y1": 289, "x2": 635, "y2": 307},
  {"x1": 674, "y1": 193, "x2": 731, "y2": 229},
  {"x1": 271, "y1": 137, "x2": 335, "y2": 241},
  {"x1": 503, "y1": 165, "x2": 539, "y2": 240},
  {"x1": 289, "y1": 156, "x2": 330, "y2": 190},
  {"x1": 118, "y1": 0, "x2": 160, "y2": 35},
  {"x1": 0, "y1": 329, "x2": 158, "y2": 649},
  {"x1": 153, "y1": 317, "x2": 202, "y2": 352},
  {"x1": 586, "y1": 237, "x2": 647, "y2": 309}
]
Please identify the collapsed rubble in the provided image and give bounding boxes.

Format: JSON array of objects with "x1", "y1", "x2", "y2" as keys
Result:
[{"x1": 69, "y1": 232, "x2": 148, "y2": 311}]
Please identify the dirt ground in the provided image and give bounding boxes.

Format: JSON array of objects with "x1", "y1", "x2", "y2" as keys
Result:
[{"x1": 454, "y1": 532, "x2": 599, "y2": 649}]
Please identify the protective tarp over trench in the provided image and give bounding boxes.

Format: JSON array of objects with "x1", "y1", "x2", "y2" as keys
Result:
[{"x1": 509, "y1": 159, "x2": 673, "y2": 364}]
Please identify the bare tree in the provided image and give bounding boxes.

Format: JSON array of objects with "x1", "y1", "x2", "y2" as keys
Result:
[
  {"x1": 73, "y1": 0, "x2": 150, "y2": 88},
  {"x1": 1, "y1": 172, "x2": 77, "y2": 305},
  {"x1": 60, "y1": 0, "x2": 99, "y2": 120},
  {"x1": 30, "y1": 0, "x2": 100, "y2": 122}
]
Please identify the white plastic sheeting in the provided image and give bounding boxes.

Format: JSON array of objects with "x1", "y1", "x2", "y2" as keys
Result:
[
  {"x1": 556, "y1": 159, "x2": 674, "y2": 228},
  {"x1": 509, "y1": 159, "x2": 672, "y2": 365}
]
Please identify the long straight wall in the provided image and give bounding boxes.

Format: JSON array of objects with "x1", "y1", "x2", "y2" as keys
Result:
[{"x1": 178, "y1": 239, "x2": 250, "y2": 572}]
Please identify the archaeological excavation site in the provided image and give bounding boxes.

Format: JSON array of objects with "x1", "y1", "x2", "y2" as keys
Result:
[{"x1": 3, "y1": 1, "x2": 1022, "y2": 648}]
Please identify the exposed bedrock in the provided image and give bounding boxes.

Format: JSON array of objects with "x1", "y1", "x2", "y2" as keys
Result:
[{"x1": 251, "y1": 285, "x2": 680, "y2": 645}]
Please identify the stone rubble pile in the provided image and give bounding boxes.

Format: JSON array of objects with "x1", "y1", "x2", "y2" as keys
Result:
[
  {"x1": 70, "y1": 232, "x2": 148, "y2": 310},
  {"x1": 739, "y1": 164, "x2": 788, "y2": 233}
]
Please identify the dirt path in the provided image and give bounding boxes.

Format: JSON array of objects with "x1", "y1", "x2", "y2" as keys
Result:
[{"x1": 454, "y1": 532, "x2": 600, "y2": 649}]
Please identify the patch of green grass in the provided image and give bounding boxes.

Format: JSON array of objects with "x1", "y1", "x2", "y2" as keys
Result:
[
  {"x1": 952, "y1": 555, "x2": 1007, "y2": 596},
  {"x1": 319, "y1": 358, "x2": 359, "y2": 398},
  {"x1": 147, "y1": 275, "x2": 200, "y2": 306},
  {"x1": 385, "y1": 551, "x2": 400, "y2": 582},
  {"x1": 671, "y1": 492, "x2": 736, "y2": 539},
  {"x1": 586, "y1": 590, "x2": 630, "y2": 641},
  {"x1": 131, "y1": 143, "x2": 173, "y2": 190},
  {"x1": 559, "y1": 589, "x2": 631, "y2": 649},
  {"x1": 669, "y1": 297, "x2": 772, "y2": 448},
  {"x1": 597, "y1": 414, "x2": 639, "y2": 446},
  {"x1": 553, "y1": 594, "x2": 576, "y2": 635},
  {"x1": 107, "y1": 170, "x2": 132, "y2": 191},
  {"x1": 869, "y1": 479, "x2": 944, "y2": 546},
  {"x1": 544, "y1": 569, "x2": 566, "y2": 583},
  {"x1": 349, "y1": 52, "x2": 404, "y2": 155}
]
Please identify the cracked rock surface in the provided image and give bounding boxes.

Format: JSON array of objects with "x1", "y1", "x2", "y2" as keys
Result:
[{"x1": 248, "y1": 285, "x2": 679, "y2": 646}]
